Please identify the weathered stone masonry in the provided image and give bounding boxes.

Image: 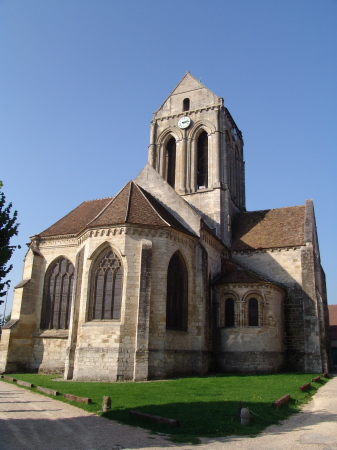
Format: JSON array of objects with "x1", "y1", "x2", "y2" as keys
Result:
[{"x1": 0, "y1": 72, "x2": 330, "y2": 379}]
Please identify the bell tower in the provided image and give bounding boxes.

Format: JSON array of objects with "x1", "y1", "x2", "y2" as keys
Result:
[{"x1": 148, "y1": 72, "x2": 245, "y2": 246}]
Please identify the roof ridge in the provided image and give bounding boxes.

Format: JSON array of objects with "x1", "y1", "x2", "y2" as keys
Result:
[
  {"x1": 133, "y1": 183, "x2": 171, "y2": 227},
  {"x1": 125, "y1": 181, "x2": 133, "y2": 223},
  {"x1": 86, "y1": 197, "x2": 115, "y2": 227},
  {"x1": 86, "y1": 181, "x2": 133, "y2": 227},
  {"x1": 241, "y1": 204, "x2": 305, "y2": 215}
]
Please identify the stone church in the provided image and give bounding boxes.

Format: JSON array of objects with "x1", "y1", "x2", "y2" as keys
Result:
[{"x1": 0, "y1": 73, "x2": 331, "y2": 380}]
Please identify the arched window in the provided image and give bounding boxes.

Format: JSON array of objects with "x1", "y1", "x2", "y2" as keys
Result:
[
  {"x1": 235, "y1": 145, "x2": 240, "y2": 204},
  {"x1": 41, "y1": 257, "x2": 74, "y2": 330},
  {"x1": 248, "y1": 298, "x2": 259, "y2": 326},
  {"x1": 225, "y1": 298, "x2": 235, "y2": 327},
  {"x1": 166, "y1": 252, "x2": 188, "y2": 331},
  {"x1": 183, "y1": 98, "x2": 190, "y2": 111},
  {"x1": 197, "y1": 131, "x2": 208, "y2": 189},
  {"x1": 89, "y1": 249, "x2": 123, "y2": 320},
  {"x1": 166, "y1": 137, "x2": 176, "y2": 188}
]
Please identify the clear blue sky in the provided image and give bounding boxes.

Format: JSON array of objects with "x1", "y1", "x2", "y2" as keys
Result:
[{"x1": 1, "y1": 0, "x2": 337, "y2": 319}]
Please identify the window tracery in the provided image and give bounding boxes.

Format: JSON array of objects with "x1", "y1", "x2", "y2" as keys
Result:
[
  {"x1": 89, "y1": 249, "x2": 123, "y2": 321},
  {"x1": 41, "y1": 257, "x2": 74, "y2": 330}
]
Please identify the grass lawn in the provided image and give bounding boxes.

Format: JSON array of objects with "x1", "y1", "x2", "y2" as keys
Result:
[{"x1": 2, "y1": 373, "x2": 329, "y2": 443}]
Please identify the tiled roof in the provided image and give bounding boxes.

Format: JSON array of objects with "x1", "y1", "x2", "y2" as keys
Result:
[
  {"x1": 138, "y1": 186, "x2": 197, "y2": 236},
  {"x1": 232, "y1": 205, "x2": 306, "y2": 251},
  {"x1": 213, "y1": 260, "x2": 273, "y2": 285},
  {"x1": 39, "y1": 197, "x2": 113, "y2": 237},
  {"x1": 89, "y1": 181, "x2": 195, "y2": 236},
  {"x1": 328, "y1": 305, "x2": 337, "y2": 326},
  {"x1": 39, "y1": 181, "x2": 195, "y2": 238}
]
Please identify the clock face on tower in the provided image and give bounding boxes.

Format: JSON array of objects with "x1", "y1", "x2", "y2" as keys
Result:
[{"x1": 178, "y1": 116, "x2": 191, "y2": 129}]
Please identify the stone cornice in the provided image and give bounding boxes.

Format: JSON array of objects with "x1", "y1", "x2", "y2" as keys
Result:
[
  {"x1": 36, "y1": 235, "x2": 78, "y2": 248},
  {"x1": 78, "y1": 225, "x2": 198, "y2": 249},
  {"x1": 152, "y1": 105, "x2": 220, "y2": 123},
  {"x1": 232, "y1": 246, "x2": 302, "y2": 255},
  {"x1": 214, "y1": 281, "x2": 284, "y2": 294}
]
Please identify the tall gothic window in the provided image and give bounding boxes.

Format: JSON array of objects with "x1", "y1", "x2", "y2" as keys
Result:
[
  {"x1": 89, "y1": 249, "x2": 123, "y2": 320},
  {"x1": 197, "y1": 131, "x2": 208, "y2": 188},
  {"x1": 248, "y1": 298, "x2": 259, "y2": 326},
  {"x1": 166, "y1": 137, "x2": 176, "y2": 189},
  {"x1": 183, "y1": 98, "x2": 190, "y2": 111},
  {"x1": 41, "y1": 257, "x2": 74, "y2": 330},
  {"x1": 166, "y1": 252, "x2": 188, "y2": 331},
  {"x1": 235, "y1": 145, "x2": 240, "y2": 204},
  {"x1": 225, "y1": 298, "x2": 235, "y2": 327}
]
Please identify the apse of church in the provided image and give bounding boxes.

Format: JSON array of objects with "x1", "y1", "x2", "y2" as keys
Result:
[{"x1": 0, "y1": 73, "x2": 330, "y2": 379}]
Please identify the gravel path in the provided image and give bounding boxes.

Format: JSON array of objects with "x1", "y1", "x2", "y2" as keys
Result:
[{"x1": 0, "y1": 376, "x2": 337, "y2": 449}]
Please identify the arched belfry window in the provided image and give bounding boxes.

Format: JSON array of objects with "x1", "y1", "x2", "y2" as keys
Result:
[
  {"x1": 166, "y1": 137, "x2": 176, "y2": 188},
  {"x1": 183, "y1": 98, "x2": 190, "y2": 111},
  {"x1": 248, "y1": 298, "x2": 259, "y2": 326},
  {"x1": 197, "y1": 131, "x2": 208, "y2": 189},
  {"x1": 166, "y1": 252, "x2": 188, "y2": 331},
  {"x1": 89, "y1": 249, "x2": 123, "y2": 320},
  {"x1": 41, "y1": 257, "x2": 74, "y2": 330},
  {"x1": 225, "y1": 298, "x2": 235, "y2": 327}
]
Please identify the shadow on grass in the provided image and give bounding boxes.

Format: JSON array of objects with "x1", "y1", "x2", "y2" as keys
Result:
[
  {"x1": 102, "y1": 399, "x2": 301, "y2": 438},
  {"x1": 4, "y1": 373, "x2": 332, "y2": 444}
]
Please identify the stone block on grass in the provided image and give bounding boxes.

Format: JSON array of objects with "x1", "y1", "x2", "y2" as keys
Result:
[
  {"x1": 17, "y1": 380, "x2": 34, "y2": 388},
  {"x1": 37, "y1": 386, "x2": 59, "y2": 396},
  {"x1": 272, "y1": 394, "x2": 290, "y2": 408},
  {"x1": 64, "y1": 393, "x2": 92, "y2": 404}
]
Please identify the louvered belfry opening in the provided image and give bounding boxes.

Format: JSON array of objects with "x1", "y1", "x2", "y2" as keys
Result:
[
  {"x1": 225, "y1": 298, "x2": 235, "y2": 327},
  {"x1": 90, "y1": 250, "x2": 123, "y2": 320},
  {"x1": 248, "y1": 298, "x2": 259, "y2": 326},
  {"x1": 166, "y1": 137, "x2": 176, "y2": 189},
  {"x1": 197, "y1": 131, "x2": 208, "y2": 188},
  {"x1": 166, "y1": 252, "x2": 188, "y2": 331},
  {"x1": 41, "y1": 257, "x2": 74, "y2": 329}
]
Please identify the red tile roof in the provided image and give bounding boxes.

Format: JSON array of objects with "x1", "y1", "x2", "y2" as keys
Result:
[
  {"x1": 89, "y1": 181, "x2": 169, "y2": 228},
  {"x1": 39, "y1": 197, "x2": 113, "y2": 237},
  {"x1": 328, "y1": 305, "x2": 337, "y2": 326},
  {"x1": 232, "y1": 206, "x2": 306, "y2": 251},
  {"x1": 38, "y1": 181, "x2": 195, "y2": 238},
  {"x1": 214, "y1": 260, "x2": 274, "y2": 285}
]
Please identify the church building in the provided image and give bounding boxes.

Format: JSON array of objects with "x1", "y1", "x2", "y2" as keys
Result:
[{"x1": 0, "y1": 73, "x2": 331, "y2": 380}]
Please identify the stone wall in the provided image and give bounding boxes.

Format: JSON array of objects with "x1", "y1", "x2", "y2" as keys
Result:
[
  {"x1": 214, "y1": 283, "x2": 285, "y2": 373},
  {"x1": 32, "y1": 334, "x2": 68, "y2": 373}
]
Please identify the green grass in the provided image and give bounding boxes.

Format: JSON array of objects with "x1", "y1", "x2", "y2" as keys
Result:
[{"x1": 2, "y1": 373, "x2": 329, "y2": 443}]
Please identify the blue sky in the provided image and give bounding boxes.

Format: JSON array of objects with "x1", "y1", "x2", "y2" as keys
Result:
[{"x1": 1, "y1": 0, "x2": 337, "y2": 318}]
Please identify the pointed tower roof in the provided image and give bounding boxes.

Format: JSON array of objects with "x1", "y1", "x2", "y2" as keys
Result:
[{"x1": 154, "y1": 72, "x2": 222, "y2": 119}]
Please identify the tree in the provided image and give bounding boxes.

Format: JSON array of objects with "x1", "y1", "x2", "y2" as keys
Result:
[{"x1": 0, "y1": 181, "x2": 20, "y2": 302}]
